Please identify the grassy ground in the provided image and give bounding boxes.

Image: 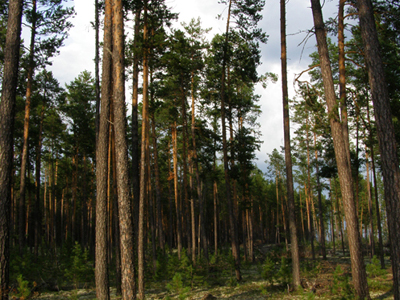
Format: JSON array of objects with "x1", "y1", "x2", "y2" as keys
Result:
[{"x1": 12, "y1": 245, "x2": 394, "y2": 299}]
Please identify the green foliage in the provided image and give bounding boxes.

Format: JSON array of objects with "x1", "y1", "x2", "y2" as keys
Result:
[
  {"x1": 261, "y1": 256, "x2": 276, "y2": 285},
  {"x1": 166, "y1": 272, "x2": 191, "y2": 299},
  {"x1": 276, "y1": 257, "x2": 292, "y2": 285},
  {"x1": 330, "y1": 266, "x2": 354, "y2": 300},
  {"x1": 366, "y1": 255, "x2": 387, "y2": 278},
  {"x1": 63, "y1": 242, "x2": 94, "y2": 287},
  {"x1": 12, "y1": 274, "x2": 32, "y2": 299}
]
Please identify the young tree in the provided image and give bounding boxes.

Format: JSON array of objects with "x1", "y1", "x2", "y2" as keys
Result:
[
  {"x1": 310, "y1": 0, "x2": 369, "y2": 298},
  {"x1": 0, "y1": 0, "x2": 23, "y2": 298}
]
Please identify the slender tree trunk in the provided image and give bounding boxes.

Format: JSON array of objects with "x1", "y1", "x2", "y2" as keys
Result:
[
  {"x1": 19, "y1": 0, "x2": 37, "y2": 253},
  {"x1": 191, "y1": 72, "x2": 208, "y2": 261},
  {"x1": 280, "y1": 0, "x2": 301, "y2": 285},
  {"x1": 95, "y1": 0, "x2": 100, "y2": 146},
  {"x1": 311, "y1": 1, "x2": 369, "y2": 297},
  {"x1": 95, "y1": 0, "x2": 112, "y2": 296},
  {"x1": 314, "y1": 132, "x2": 326, "y2": 259},
  {"x1": 151, "y1": 113, "x2": 164, "y2": 251},
  {"x1": 35, "y1": 101, "x2": 45, "y2": 256},
  {"x1": 365, "y1": 151, "x2": 375, "y2": 257},
  {"x1": 221, "y1": 0, "x2": 241, "y2": 281},
  {"x1": 356, "y1": 1, "x2": 400, "y2": 295},
  {"x1": 167, "y1": 141, "x2": 174, "y2": 250},
  {"x1": 146, "y1": 134, "x2": 157, "y2": 273},
  {"x1": 138, "y1": 3, "x2": 149, "y2": 297},
  {"x1": 112, "y1": 0, "x2": 136, "y2": 297},
  {"x1": 132, "y1": 7, "x2": 141, "y2": 257},
  {"x1": 329, "y1": 180, "x2": 336, "y2": 255},
  {"x1": 172, "y1": 123, "x2": 182, "y2": 258},
  {"x1": 338, "y1": 0, "x2": 351, "y2": 164},
  {"x1": 306, "y1": 119, "x2": 315, "y2": 260},
  {"x1": 370, "y1": 128, "x2": 384, "y2": 267}
]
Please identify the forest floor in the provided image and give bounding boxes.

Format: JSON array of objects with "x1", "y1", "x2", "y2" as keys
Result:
[{"x1": 22, "y1": 245, "x2": 394, "y2": 300}]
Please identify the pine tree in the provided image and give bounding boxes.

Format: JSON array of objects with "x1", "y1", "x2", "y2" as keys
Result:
[
  {"x1": 0, "y1": 0, "x2": 23, "y2": 298},
  {"x1": 310, "y1": 0, "x2": 369, "y2": 298},
  {"x1": 356, "y1": 0, "x2": 400, "y2": 298}
]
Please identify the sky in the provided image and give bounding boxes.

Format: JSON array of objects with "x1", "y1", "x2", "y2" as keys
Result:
[{"x1": 43, "y1": 0, "x2": 340, "y2": 174}]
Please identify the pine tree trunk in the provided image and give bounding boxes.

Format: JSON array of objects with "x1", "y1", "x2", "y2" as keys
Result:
[
  {"x1": 191, "y1": 72, "x2": 208, "y2": 261},
  {"x1": 221, "y1": 0, "x2": 241, "y2": 281},
  {"x1": 0, "y1": 0, "x2": 23, "y2": 295},
  {"x1": 19, "y1": 0, "x2": 37, "y2": 253},
  {"x1": 306, "y1": 119, "x2": 315, "y2": 260},
  {"x1": 338, "y1": 0, "x2": 351, "y2": 165},
  {"x1": 172, "y1": 123, "x2": 183, "y2": 259},
  {"x1": 111, "y1": 129, "x2": 122, "y2": 296},
  {"x1": 132, "y1": 8, "x2": 141, "y2": 256},
  {"x1": 314, "y1": 131, "x2": 326, "y2": 259},
  {"x1": 280, "y1": 0, "x2": 301, "y2": 285},
  {"x1": 138, "y1": 3, "x2": 149, "y2": 297},
  {"x1": 35, "y1": 102, "x2": 45, "y2": 256},
  {"x1": 112, "y1": 0, "x2": 136, "y2": 297},
  {"x1": 311, "y1": 1, "x2": 369, "y2": 297},
  {"x1": 151, "y1": 113, "x2": 164, "y2": 251},
  {"x1": 356, "y1": 1, "x2": 400, "y2": 296},
  {"x1": 95, "y1": 0, "x2": 112, "y2": 296},
  {"x1": 365, "y1": 151, "x2": 375, "y2": 257},
  {"x1": 95, "y1": 0, "x2": 100, "y2": 146}
]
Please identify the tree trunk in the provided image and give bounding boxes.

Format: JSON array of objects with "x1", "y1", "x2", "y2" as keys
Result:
[
  {"x1": 138, "y1": 3, "x2": 149, "y2": 298},
  {"x1": 172, "y1": 123, "x2": 183, "y2": 258},
  {"x1": 338, "y1": 0, "x2": 351, "y2": 165},
  {"x1": 221, "y1": 0, "x2": 241, "y2": 281},
  {"x1": 310, "y1": 1, "x2": 369, "y2": 297},
  {"x1": 314, "y1": 131, "x2": 326, "y2": 259},
  {"x1": 0, "y1": 0, "x2": 23, "y2": 297},
  {"x1": 34, "y1": 101, "x2": 45, "y2": 256},
  {"x1": 191, "y1": 72, "x2": 208, "y2": 261},
  {"x1": 132, "y1": 7, "x2": 141, "y2": 257},
  {"x1": 365, "y1": 151, "x2": 375, "y2": 257},
  {"x1": 356, "y1": 1, "x2": 400, "y2": 296},
  {"x1": 112, "y1": 0, "x2": 136, "y2": 297},
  {"x1": 151, "y1": 113, "x2": 164, "y2": 251},
  {"x1": 112, "y1": 127, "x2": 122, "y2": 296},
  {"x1": 95, "y1": 0, "x2": 100, "y2": 146},
  {"x1": 19, "y1": 0, "x2": 37, "y2": 253},
  {"x1": 95, "y1": 0, "x2": 112, "y2": 297},
  {"x1": 280, "y1": 0, "x2": 301, "y2": 285}
]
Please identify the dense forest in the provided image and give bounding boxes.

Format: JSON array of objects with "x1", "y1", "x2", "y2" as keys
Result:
[{"x1": 1, "y1": 0, "x2": 400, "y2": 299}]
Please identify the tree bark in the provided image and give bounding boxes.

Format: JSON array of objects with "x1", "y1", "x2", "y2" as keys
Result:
[
  {"x1": 95, "y1": 0, "x2": 112, "y2": 297},
  {"x1": 112, "y1": 0, "x2": 136, "y2": 298},
  {"x1": 356, "y1": 0, "x2": 400, "y2": 297},
  {"x1": 280, "y1": 0, "x2": 301, "y2": 285},
  {"x1": 314, "y1": 131, "x2": 326, "y2": 259},
  {"x1": 0, "y1": 0, "x2": 23, "y2": 297},
  {"x1": 221, "y1": 0, "x2": 241, "y2": 281},
  {"x1": 132, "y1": 7, "x2": 141, "y2": 257},
  {"x1": 172, "y1": 123, "x2": 183, "y2": 259},
  {"x1": 310, "y1": 1, "x2": 369, "y2": 298},
  {"x1": 138, "y1": 2, "x2": 149, "y2": 298},
  {"x1": 19, "y1": 0, "x2": 37, "y2": 253}
]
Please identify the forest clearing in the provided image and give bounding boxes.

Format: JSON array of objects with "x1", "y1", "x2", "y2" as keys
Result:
[{"x1": 2, "y1": 0, "x2": 400, "y2": 299}]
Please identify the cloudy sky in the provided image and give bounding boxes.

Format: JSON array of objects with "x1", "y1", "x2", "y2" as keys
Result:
[{"x1": 43, "y1": 0, "x2": 339, "y2": 173}]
